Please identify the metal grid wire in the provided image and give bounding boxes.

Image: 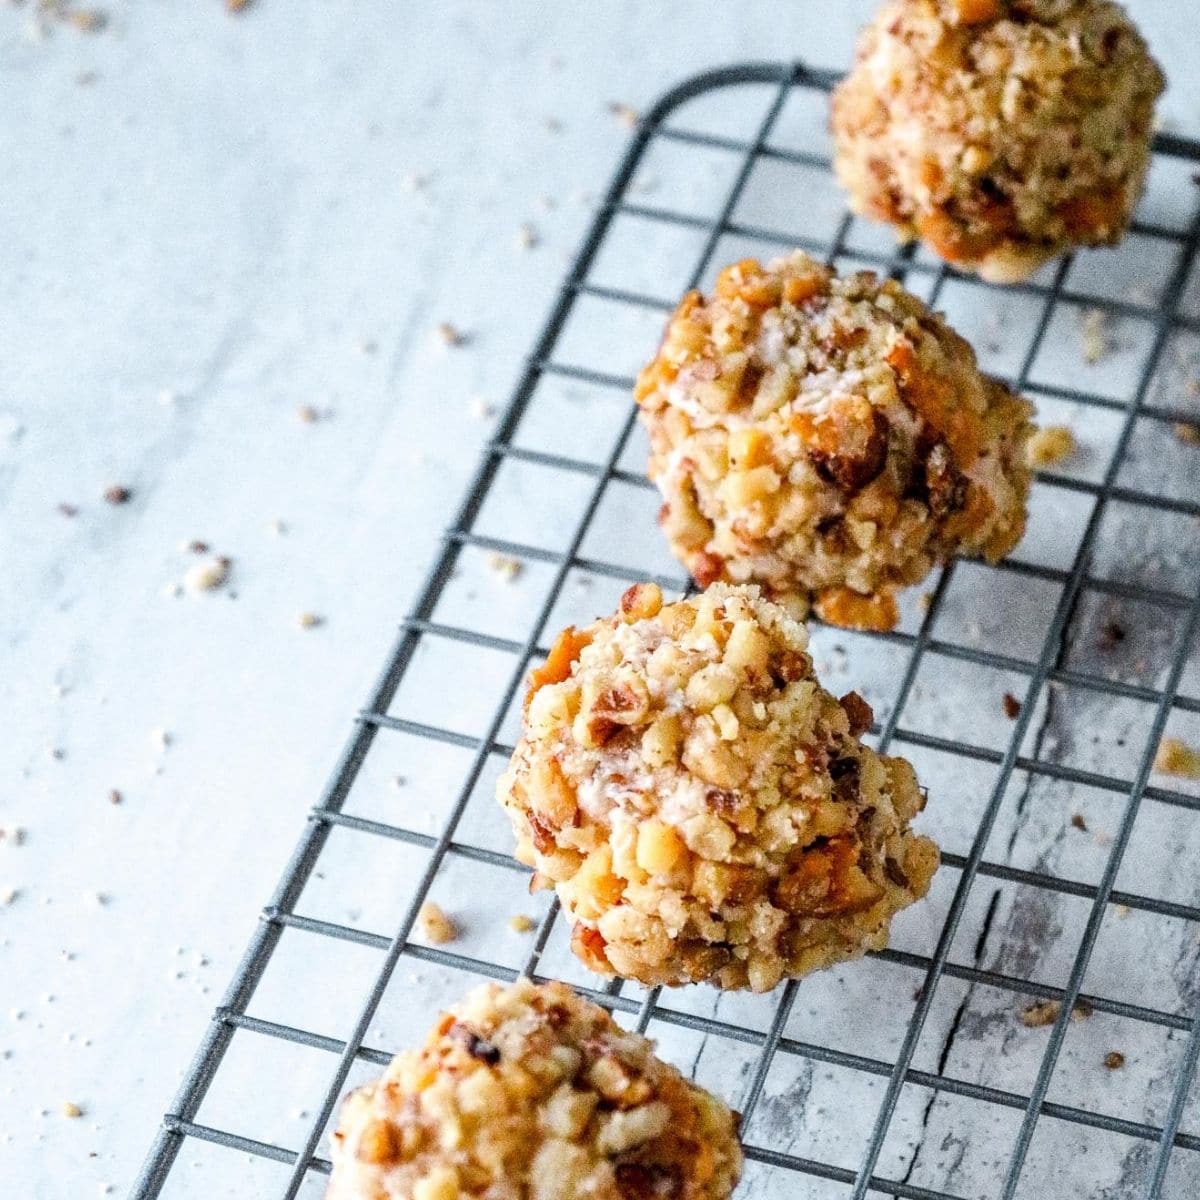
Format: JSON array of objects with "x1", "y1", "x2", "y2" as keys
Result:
[{"x1": 133, "y1": 63, "x2": 1200, "y2": 1200}]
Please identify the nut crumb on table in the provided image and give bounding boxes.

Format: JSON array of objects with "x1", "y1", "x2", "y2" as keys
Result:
[
  {"x1": 326, "y1": 978, "x2": 742, "y2": 1200},
  {"x1": 498, "y1": 582, "x2": 939, "y2": 991},
  {"x1": 435, "y1": 321, "x2": 468, "y2": 347},
  {"x1": 486, "y1": 552, "x2": 523, "y2": 582},
  {"x1": 296, "y1": 611, "x2": 324, "y2": 630},
  {"x1": 1002, "y1": 692, "x2": 1021, "y2": 719},
  {"x1": 1104, "y1": 1050, "x2": 1126, "y2": 1070},
  {"x1": 508, "y1": 913, "x2": 536, "y2": 933},
  {"x1": 102, "y1": 484, "x2": 131, "y2": 505},
  {"x1": 1173, "y1": 421, "x2": 1200, "y2": 445},
  {"x1": 184, "y1": 556, "x2": 230, "y2": 593},
  {"x1": 1020, "y1": 998, "x2": 1091, "y2": 1027}
]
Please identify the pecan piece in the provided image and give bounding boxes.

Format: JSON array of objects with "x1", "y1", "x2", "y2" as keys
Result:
[
  {"x1": 770, "y1": 835, "x2": 883, "y2": 917},
  {"x1": 615, "y1": 1162, "x2": 684, "y2": 1199},
  {"x1": 839, "y1": 691, "x2": 874, "y2": 736}
]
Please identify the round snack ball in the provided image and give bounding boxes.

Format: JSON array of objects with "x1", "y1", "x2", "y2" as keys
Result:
[
  {"x1": 635, "y1": 252, "x2": 1032, "y2": 632},
  {"x1": 831, "y1": 0, "x2": 1164, "y2": 282},
  {"x1": 497, "y1": 582, "x2": 939, "y2": 992},
  {"x1": 326, "y1": 977, "x2": 742, "y2": 1200}
]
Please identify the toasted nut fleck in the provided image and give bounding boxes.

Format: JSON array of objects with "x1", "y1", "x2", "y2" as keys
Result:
[
  {"x1": 63, "y1": 10, "x2": 106, "y2": 32},
  {"x1": 486, "y1": 553, "x2": 523, "y2": 582},
  {"x1": 1002, "y1": 692, "x2": 1021, "y2": 719},
  {"x1": 1173, "y1": 421, "x2": 1200, "y2": 445},
  {"x1": 1104, "y1": 1050, "x2": 1126, "y2": 1070},
  {"x1": 1080, "y1": 308, "x2": 1110, "y2": 364},
  {"x1": 1025, "y1": 426, "x2": 1076, "y2": 468},
  {"x1": 296, "y1": 611, "x2": 324, "y2": 630},
  {"x1": 508, "y1": 913, "x2": 535, "y2": 933},
  {"x1": 608, "y1": 101, "x2": 639, "y2": 128},
  {"x1": 417, "y1": 901, "x2": 457, "y2": 944},
  {"x1": 296, "y1": 404, "x2": 319, "y2": 424},
  {"x1": 62, "y1": 1101, "x2": 83, "y2": 1118},
  {"x1": 1154, "y1": 737, "x2": 1200, "y2": 779},
  {"x1": 1070, "y1": 812, "x2": 1087, "y2": 831},
  {"x1": 103, "y1": 485, "x2": 132, "y2": 505},
  {"x1": 185, "y1": 556, "x2": 230, "y2": 592},
  {"x1": 435, "y1": 322, "x2": 468, "y2": 347}
]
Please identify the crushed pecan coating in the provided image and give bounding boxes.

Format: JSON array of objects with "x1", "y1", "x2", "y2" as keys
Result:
[
  {"x1": 497, "y1": 583, "x2": 940, "y2": 992},
  {"x1": 326, "y1": 978, "x2": 742, "y2": 1200},
  {"x1": 635, "y1": 252, "x2": 1032, "y2": 630},
  {"x1": 831, "y1": 0, "x2": 1164, "y2": 281}
]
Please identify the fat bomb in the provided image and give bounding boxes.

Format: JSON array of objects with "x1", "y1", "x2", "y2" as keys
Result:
[
  {"x1": 326, "y1": 977, "x2": 742, "y2": 1200},
  {"x1": 497, "y1": 582, "x2": 939, "y2": 992},
  {"x1": 635, "y1": 251, "x2": 1032, "y2": 631},
  {"x1": 831, "y1": 0, "x2": 1164, "y2": 281}
]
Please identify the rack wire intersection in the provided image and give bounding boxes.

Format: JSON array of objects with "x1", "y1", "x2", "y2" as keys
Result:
[{"x1": 133, "y1": 62, "x2": 1200, "y2": 1200}]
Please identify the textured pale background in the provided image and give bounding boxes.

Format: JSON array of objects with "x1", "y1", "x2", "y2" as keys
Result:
[{"x1": 0, "y1": 2, "x2": 1197, "y2": 1197}]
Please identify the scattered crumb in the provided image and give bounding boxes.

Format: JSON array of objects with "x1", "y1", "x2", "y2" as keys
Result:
[
  {"x1": 1173, "y1": 421, "x2": 1200, "y2": 445},
  {"x1": 102, "y1": 485, "x2": 132, "y2": 505},
  {"x1": 1104, "y1": 1051, "x2": 1126, "y2": 1070},
  {"x1": 469, "y1": 396, "x2": 496, "y2": 421},
  {"x1": 918, "y1": 591, "x2": 933, "y2": 613},
  {"x1": 1025, "y1": 425, "x2": 1076, "y2": 469},
  {"x1": 1020, "y1": 998, "x2": 1091, "y2": 1028},
  {"x1": 1, "y1": 888, "x2": 17, "y2": 906},
  {"x1": 1002, "y1": 692, "x2": 1021, "y2": 720},
  {"x1": 296, "y1": 611, "x2": 324, "y2": 630},
  {"x1": 1098, "y1": 620, "x2": 1127, "y2": 650},
  {"x1": 182, "y1": 540, "x2": 209, "y2": 555},
  {"x1": 107, "y1": 789, "x2": 122, "y2": 805},
  {"x1": 0, "y1": 827, "x2": 26, "y2": 849},
  {"x1": 63, "y1": 9, "x2": 106, "y2": 32},
  {"x1": 1114, "y1": 903, "x2": 1131, "y2": 918},
  {"x1": 184, "y1": 556, "x2": 230, "y2": 592},
  {"x1": 417, "y1": 901, "x2": 457, "y2": 944},
  {"x1": 48, "y1": 746, "x2": 65, "y2": 762},
  {"x1": 608, "y1": 101, "x2": 639, "y2": 128},
  {"x1": 296, "y1": 404, "x2": 319, "y2": 424},
  {"x1": 1070, "y1": 812, "x2": 1088, "y2": 832},
  {"x1": 1080, "y1": 307, "x2": 1111, "y2": 364},
  {"x1": 1154, "y1": 737, "x2": 1200, "y2": 779},
  {"x1": 57, "y1": 503, "x2": 78, "y2": 518},
  {"x1": 435, "y1": 322, "x2": 468, "y2": 347},
  {"x1": 267, "y1": 517, "x2": 287, "y2": 536},
  {"x1": 516, "y1": 223, "x2": 539, "y2": 251},
  {"x1": 226, "y1": 0, "x2": 252, "y2": 11},
  {"x1": 152, "y1": 728, "x2": 172, "y2": 752},
  {"x1": 86, "y1": 891, "x2": 109, "y2": 907},
  {"x1": 508, "y1": 914, "x2": 536, "y2": 934},
  {"x1": 62, "y1": 1101, "x2": 83, "y2": 1119},
  {"x1": 486, "y1": 552, "x2": 523, "y2": 582}
]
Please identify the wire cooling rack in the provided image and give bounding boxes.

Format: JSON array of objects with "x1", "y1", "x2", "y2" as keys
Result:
[{"x1": 133, "y1": 62, "x2": 1200, "y2": 1200}]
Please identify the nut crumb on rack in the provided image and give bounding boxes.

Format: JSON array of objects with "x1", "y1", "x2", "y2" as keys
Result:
[
  {"x1": 1173, "y1": 421, "x2": 1200, "y2": 445},
  {"x1": 1104, "y1": 1050, "x2": 1126, "y2": 1070},
  {"x1": 1153, "y1": 736, "x2": 1200, "y2": 778},
  {"x1": 1020, "y1": 998, "x2": 1091, "y2": 1027},
  {"x1": 185, "y1": 556, "x2": 230, "y2": 592},
  {"x1": 1080, "y1": 308, "x2": 1111, "y2": 364},
  {"x1": 102, "y1": 484, "x2": 131, "y2": 505},
  {"x1": 417, "y1": 901, "x2": 457, "y2": 944},
  {"x1": 507, "y1": 913, "x2": 535, "y2": 933},
  {"x1": 486, "y1": 552, "x2": 523, "y2": 582},
  {"x1": 296, "y1": 611, "x2": 324, "y2": 630},
  {"x1": 1002, "y1": 692, "x2": 1021, "y2": 719},
  {"x1": 1114, "y1": 903, "x2": 1131, "y2": 918},
  {"x1": 435, "y1": 321, "x2": 468, "y2": 347},
  {"x1": 1070, "y1": 812, "x2": 1088, "y2": 832},
  {"x1": 296, "y1": 404, "x2": 319, "y2": 424},
  {"x1": 62, "y1": 1101, "x2": 83, "y2": 1118},
  {"x1": 1025, "y1": 425, "x2": 1076, "y2": 468}
]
